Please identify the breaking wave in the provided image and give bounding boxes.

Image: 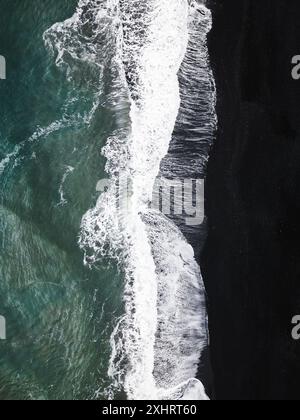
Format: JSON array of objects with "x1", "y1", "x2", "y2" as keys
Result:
[{"x1": 44, "y1": 0, "x2": 215, "y2": 400}]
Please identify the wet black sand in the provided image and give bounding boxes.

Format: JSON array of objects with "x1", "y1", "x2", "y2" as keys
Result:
[{"x1": 202, "y1": 0, "x2": 300, "y2": 400}]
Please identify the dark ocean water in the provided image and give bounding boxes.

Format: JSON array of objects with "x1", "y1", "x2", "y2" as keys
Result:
[{"x1": 0, "y1": 0, "x2": 124, "y2": 400}]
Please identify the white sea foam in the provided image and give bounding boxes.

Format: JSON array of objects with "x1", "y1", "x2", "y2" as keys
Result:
[{"x1": 45, "y1": 0, "x2": 214, "y2": 401}]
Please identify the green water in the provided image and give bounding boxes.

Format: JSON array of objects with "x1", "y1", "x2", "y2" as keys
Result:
[{"x1": 0, "y1": 0, "x2": 123, "y2": 400}]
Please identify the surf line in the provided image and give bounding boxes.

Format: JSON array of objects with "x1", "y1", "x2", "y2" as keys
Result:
[
  {"x1": 44, "y1": 0, "x2": 212, "y2": 399},
  {"x1": 78, "y1": 0, "x2": 211, "y2": 400}
]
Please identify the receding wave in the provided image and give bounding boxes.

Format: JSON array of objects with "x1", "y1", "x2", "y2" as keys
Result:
[{"x1": 44, "y1": 0, "x2": 215, "y2": 400}]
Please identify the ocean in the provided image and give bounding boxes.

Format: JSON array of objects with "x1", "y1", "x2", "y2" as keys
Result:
[{"x1": 0, "y1": 0, "x2": 216, "y2": 400}]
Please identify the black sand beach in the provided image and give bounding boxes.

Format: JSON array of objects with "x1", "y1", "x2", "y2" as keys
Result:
[{"x1": 203, "y1": 0, "x2": 300, "y2": 400}]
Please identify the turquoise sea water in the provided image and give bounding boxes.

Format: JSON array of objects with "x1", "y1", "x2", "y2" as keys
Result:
[{"x1": 0, "y1": 0, "x2": 124, "y2": 400}]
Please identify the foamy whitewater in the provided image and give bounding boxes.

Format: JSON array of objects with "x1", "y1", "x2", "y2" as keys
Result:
[{"x1": 44, "y1": 0, "x2": 215, "y2": 400}]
